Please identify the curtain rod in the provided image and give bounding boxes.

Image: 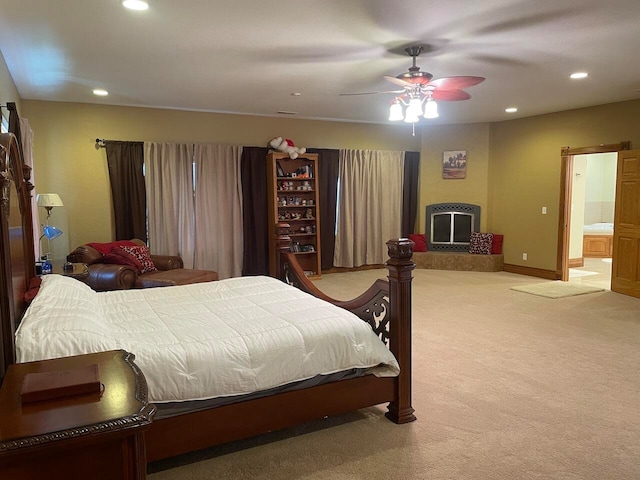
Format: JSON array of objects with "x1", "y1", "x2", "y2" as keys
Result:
[{"x1": 96, "y1": 138, "x2": 144, "y2": 148}]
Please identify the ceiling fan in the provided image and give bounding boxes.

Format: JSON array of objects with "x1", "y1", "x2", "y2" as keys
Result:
[{"x1": 341, "y1": 45, "x2": 485, "y2": 123}]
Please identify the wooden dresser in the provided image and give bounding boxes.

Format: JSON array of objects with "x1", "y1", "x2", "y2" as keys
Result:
[{"x1": 0, "y1": 350, "x2": 156, "y2": 480}]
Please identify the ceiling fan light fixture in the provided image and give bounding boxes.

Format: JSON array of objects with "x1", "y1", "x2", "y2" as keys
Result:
[
  {"x1": 404, "y1": 111, "x2": 419, "y2": 123},
  {"x1": 389, "y1": 101, "x2": 404, "y2": 121},
  {"x1": 406, "y1": 97, "x2": 423, "y2": 118},
  {"x1": 423, "y1": 99, "x2": 439, "y2": 119}
]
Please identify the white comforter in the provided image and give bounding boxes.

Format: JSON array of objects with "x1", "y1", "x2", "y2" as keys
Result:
[{"x1": 16, "y1": 275, "x2": 399, "y2": 403}]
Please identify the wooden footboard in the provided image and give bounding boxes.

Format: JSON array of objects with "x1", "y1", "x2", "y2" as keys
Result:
[{"x1": 275, "y1": 222, "x2": 416, "y2": 424}]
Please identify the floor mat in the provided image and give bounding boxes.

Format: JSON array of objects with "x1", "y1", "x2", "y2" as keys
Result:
[{"x1": 511, "y1": 282, "x2": 605, "y2": 299}]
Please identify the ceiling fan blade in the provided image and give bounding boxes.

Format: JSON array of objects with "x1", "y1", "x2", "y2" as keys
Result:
[
  {"x1": 432, "y1": 89, "x2": 472, "y2": 101},
  {"x1": 384, "y1": 75, "x2": 413, "y2": 88},
  {"x1": 429, "y1": 76, "x2": 485, "y2": 90},
  {"x1": 339, "y1": 89, "x2": 404, "y2": 96}
]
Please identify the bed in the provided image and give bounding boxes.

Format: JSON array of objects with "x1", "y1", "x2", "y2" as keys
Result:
[
  {"x1": 583, "y1": 222, "x2": 613, "y2": 258},
  {"x1": 0, "y1": 132, "x2": 416, "y2": 462}
]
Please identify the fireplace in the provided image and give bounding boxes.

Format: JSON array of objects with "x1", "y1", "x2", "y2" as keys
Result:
[{"x1": 426, "y1": 203, "x2": 481, "y2": 252}]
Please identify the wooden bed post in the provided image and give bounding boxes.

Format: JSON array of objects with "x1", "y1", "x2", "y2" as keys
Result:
[
  {"x1": 385, "y1": 238, "x2": 416, "y2": 424},
  {"x1": 274, "y1": 222, "x2": 291, "y2": 280}
]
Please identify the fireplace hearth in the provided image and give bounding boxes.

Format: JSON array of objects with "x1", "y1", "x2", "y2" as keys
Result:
[{"x1": 426, "y1": 203, "x2": 481, "y2": 252}]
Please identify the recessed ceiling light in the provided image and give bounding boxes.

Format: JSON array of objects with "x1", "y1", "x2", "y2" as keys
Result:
[
  {"x1": 93, "y1": 89, "x2": 109, "y2": 96},
  {"x1": 290, "y1": 92, "x2": 302, "y2": 97},
  {"x1": 122, "y1": 0, "x2": 149, "y2": 11},
  {"x1": 570, "y1": 72, "x2": 588, "y2": 79},
  {"x1": 505, "y1": 107, "x2": 518, "y2": 113}
]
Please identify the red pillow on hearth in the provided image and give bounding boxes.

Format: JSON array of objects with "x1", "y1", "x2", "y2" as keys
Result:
[
  {"x1": 469, "y1": 232, "x2": 493, "y2": 255},
  {"x1": 408, "y1": 234, "x2": 427, "y2": 252},
  {"x1": 491, "y1": 234, "x2": 504, "y2": 254}
]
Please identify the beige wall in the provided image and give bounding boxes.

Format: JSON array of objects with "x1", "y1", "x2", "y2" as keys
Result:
[
  {"x1": 584, "y1": 153, "x2": 617, "y2": 224},
  {"x1": 489, "y1": 99, "x2": 640, "y2": 270},
  {"x1": 0, "y1": 51, "x2": 21, "y2": 113},
  {"x1": 417, "y1": 123, "x2": 490, "y2": 233},
  {"x1": 22, "y1": 100, "x2": 420, "y2": 252}
]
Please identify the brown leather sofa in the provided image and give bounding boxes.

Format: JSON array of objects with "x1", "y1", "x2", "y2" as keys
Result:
[{"x1": 67, "y1": 239, "x2": 218, "y2": 291}]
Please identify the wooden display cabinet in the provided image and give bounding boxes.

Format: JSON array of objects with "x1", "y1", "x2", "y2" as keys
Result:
[{"x1": 267, "y1": 152, "x2": 321, "y2": 278}]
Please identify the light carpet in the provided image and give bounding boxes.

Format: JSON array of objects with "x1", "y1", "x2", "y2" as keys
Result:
[
  {"x1": 149, "y1": 269, "x2": 640, "y2": 480},
  {"x1": 511, "y1": 281, "x2": 605, "y2": 298}
]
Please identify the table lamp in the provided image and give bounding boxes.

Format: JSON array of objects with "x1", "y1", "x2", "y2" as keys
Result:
[{"x1": 36, "y1": 193, "x2": 64, "y2": 260}]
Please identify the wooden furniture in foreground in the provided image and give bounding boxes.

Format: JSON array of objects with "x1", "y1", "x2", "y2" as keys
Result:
[
  {"x1": 267, "y1": 151, "x2": 321, "y2": 278},
  {"x1": 0, "y1": 350, "x2": 155, "y2": 480},
  {"x1": 582, "y1": 234, "x2": 613, "y2": 258},
  {"x1": 0, "y1": 131, "x2": 415, "y2": 463}
]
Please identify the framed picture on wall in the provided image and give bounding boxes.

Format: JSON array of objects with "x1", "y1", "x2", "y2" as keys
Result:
[{"x1": 443, "y1": 150, "x2": 467, "y2": 179}]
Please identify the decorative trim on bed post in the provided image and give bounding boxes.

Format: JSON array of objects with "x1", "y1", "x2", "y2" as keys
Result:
[
  {"x1": 384, "y1": 238, "x2": 417, "y2": 424},
  {"x1": 0, "y1": 133, "x2": 38, "y2": 381},
  {"x1": 275, "y1": 222, "x2": 291, "y2": 280}
]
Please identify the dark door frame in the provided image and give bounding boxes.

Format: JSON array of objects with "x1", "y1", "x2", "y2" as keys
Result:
[{"x1": 557, "y1": 141, "x2": 630, "y2": 281}]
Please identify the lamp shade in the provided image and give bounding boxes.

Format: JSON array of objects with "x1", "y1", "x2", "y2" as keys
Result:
[
  {"x1": 389, "y1": 101, "x2": 404, "y2": 121},
  {"x1": 36, "y1": 193, "x2": 64, "y2": 208},
  {"x1": 406, "y1": 97, "x2": 423, "y2": 118},
  {"x1": 424, "y1": 99, "x2": 439, "y2": 119},
  {"x1": 43, "y1": 225, "x2": 63, "y2": 240}
]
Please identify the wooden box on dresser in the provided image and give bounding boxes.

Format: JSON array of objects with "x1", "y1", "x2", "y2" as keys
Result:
[
  {"x1": 267, "y1": 152, "x2": 322, "y2": 278},
  {"x1": 0, "y1": 350, "x2": 155, "y2": 480}
]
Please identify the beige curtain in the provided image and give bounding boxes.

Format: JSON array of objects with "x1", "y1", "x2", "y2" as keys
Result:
[
  {"x1": 334, "y1": 149, "x2": 405, "y2": 268},
  {"x1": 194, "y1": 144, "x2": 243, "y2": 279},
  {"x1": 20, "y1": 118, "x2": 39, "y2": 259},
  {"x1": 144, "y1": 142, "x2": 196, "y2": 267}
]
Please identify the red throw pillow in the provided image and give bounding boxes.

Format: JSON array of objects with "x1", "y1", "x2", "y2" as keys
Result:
[
  {"x1": 103, "y1": 251, "x2": 143, "y2": 271},
  {"x1": 408, "y1": 233, "x2": 427, "y2": 252},
  {"x1": 87, "y1": 240, "x2": 137, "y2": 256},
  {"x1": 117, "y1": 245, "x2": 158, "y2": 274},
  {"x1": 491, "y1": 234, "x2": 504, "y2": 254}
]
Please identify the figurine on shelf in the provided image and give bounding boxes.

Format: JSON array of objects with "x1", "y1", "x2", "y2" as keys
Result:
[
  {"x1": 304, "y1": 208, "x2": 313, "y2": 219},
  {"x1": 268, "y1": 137, "x2": 307, "y2": 160}
]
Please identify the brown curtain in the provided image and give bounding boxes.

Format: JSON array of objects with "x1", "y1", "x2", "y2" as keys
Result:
[
  {"x1": 241, "y1": 146, "x2": 269, "y2": 276},
  {"x1": 402, "y1": 151, "x2": 420, "y2": 237},
  {"x1": 105, "y1": 141, "x2": 147, "y2": 242},
  {"x1": 308, "y1": 148, "x2": 339, "y2": 271}
]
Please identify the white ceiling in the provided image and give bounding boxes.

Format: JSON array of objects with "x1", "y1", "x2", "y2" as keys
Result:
[{"x1": 1, "y1": 0, "x2": 640, "y2": 125}]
